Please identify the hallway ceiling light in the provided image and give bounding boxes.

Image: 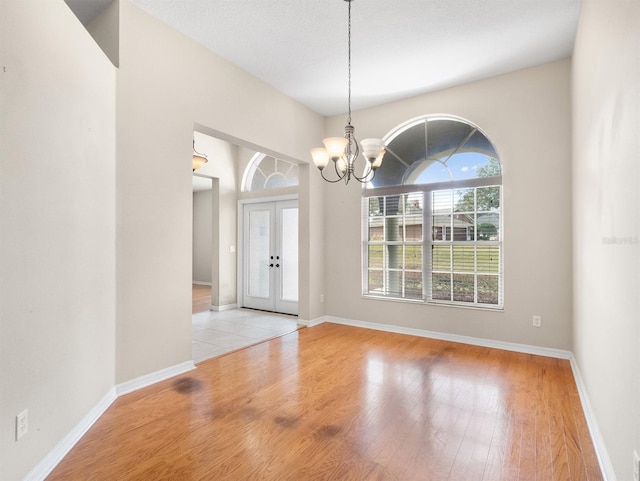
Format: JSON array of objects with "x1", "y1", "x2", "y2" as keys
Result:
[
  {"x1": 192, "y1": 138, "x2": 208, "y2": 172},
  {"x1": 310, "y1": 0, "x2": 385, "y2": 184}
]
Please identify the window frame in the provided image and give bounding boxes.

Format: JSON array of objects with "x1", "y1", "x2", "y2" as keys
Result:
[{"x1": 363, "y1": 175, "x2": 503, "y2": 309}]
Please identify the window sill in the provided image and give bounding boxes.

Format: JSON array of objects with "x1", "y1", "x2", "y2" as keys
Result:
[{"x1": 362, "y1": 294, "x2": 504, "y2": 312}]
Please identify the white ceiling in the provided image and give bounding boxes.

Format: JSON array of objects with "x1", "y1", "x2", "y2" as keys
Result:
[{"x1": 66, "y1": 0, "x2": 581, "y2": 117}]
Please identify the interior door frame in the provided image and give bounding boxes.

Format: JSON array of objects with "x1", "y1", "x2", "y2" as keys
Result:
[{"x1": 237, "y1": 194, "x2": 298, "y2": 314}]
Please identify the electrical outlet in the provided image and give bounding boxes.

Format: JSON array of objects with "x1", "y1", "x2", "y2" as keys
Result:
[
  {"x1": 532, "y1": 315, "x2": 542, "y2": 327},
  {"x1": 16, "y1": 409, "x2": 28, "y2": 441},
  {"x1": 320, "y1": 294, "x2": 325, "y2": 303},
  {"x1": 633, "y1": 450, "x2": 639, "y2": 481}
]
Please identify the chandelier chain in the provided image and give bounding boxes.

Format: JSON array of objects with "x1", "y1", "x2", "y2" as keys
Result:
[
  {"x1": 347, "y1": 0, "x2": 352, "y2": 126},
  {"x1": 309, "y1": 0, "x2": 384, "y2": 185}
]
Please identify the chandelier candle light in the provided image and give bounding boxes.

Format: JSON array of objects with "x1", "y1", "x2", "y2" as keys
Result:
[{"x1": 310, "y1": 0, "x2": 385, "y2": 184}]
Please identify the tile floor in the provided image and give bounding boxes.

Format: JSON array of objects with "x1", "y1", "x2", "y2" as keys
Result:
[{"x1": 192, "y1": 308, "x2": 300, "y2": 363}]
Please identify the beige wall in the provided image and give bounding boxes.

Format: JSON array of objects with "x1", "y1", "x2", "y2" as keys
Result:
[
  {"x1": 0, "y1": 1, "x2": 117, "y2": 479},
  {"x1": 324, "y1": 59, "x2": 574, "y2": 350},
  {"x1": 115, "y1": 0, "x2": 325, "y2": 382},
  {"x1": 572, "y1": 0, "x2": 640, "y2": 478},
  {"x1": 192, "y1": 190, "x2": 213, "y2": 284}
]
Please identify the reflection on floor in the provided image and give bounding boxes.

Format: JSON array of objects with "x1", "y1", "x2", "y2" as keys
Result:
[{"x1": 192, "y1": 308, "x2": 300, "y2": 363}]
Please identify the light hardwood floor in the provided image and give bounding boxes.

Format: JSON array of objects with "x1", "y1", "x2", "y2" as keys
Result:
[
  {"x1": 192, "y1": 284, "x2": 212, "y2": 313},
  {"x1": 46, "y1": 323, "x2": 602, "y2": 481}
]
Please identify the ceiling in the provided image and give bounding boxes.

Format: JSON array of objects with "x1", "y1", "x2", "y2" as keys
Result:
[{"x1": 65, "y1": 0, "x2": 581, "y2": 117}]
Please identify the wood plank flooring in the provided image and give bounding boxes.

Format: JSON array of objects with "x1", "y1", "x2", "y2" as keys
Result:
[
  {"x1": 192, "y1": 284, "x2": 212, "y2": 313},
  {"x1": 46, "y1": 323, "x2": 602, "y2": 481}
]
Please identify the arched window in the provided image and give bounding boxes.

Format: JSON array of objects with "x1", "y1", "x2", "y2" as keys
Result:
[
  {"x1": 363, "y1": 116, "x2": 503, "y2": 308},
  {"x1": 243, "y1": 153, "x2": 299, "y2": 192}
]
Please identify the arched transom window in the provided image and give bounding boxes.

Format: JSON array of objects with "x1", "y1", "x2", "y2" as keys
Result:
[
  {"x1": 363, "y1": 116, "x2": 503, "y2": 308},
  {"x1": 243, "y1": 153, "x2": 299, "y2": 192}
]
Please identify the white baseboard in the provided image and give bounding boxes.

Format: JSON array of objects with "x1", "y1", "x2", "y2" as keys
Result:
[
  {"x1": 210, "y1": 303, "x2": 237, "y2": 312},
  {"x1": 569, "y1": 357, "x2": 617, "y2": 481},
  {"x1": 192, "y1": 281, "x2": 212, "y2": 286},
  {"x1": 296, "y1": 317, "x2": 325, "y2": 328},
  {"x1": 25, "y1": 360, "x2": 197, "y2": 480},
  {"x1": 324, "y1": 315, "x2": 572, "y2": 359},
  {"x1": 116, "y1": 360, "x2": 196, "y2": 396},
  {"x1": 23, "y1": 387, "x2": 117, "y2": 481}
]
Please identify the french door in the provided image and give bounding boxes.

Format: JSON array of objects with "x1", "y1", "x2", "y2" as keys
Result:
[{"x1": 242, "y1": 200, "x2": 298, "y2": 315}]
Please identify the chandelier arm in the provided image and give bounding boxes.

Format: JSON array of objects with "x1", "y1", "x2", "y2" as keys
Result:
[
  {"x1": 193, "y1": 138, "x2": 207, "y2": 158},
  {"x1": 351, "y1": 162, "x2": 376, "y2": 182},
  {"x1": 319, "y1": 166, "x2": 347, "y2": 183}
]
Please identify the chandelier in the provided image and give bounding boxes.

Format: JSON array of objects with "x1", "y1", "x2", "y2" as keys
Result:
[
  {"x1": 192, "y1": 137, "x2": 208, "y2": 172},
  {"x1": 310, "y1": 0, "x2": 385, "y2": 184}
]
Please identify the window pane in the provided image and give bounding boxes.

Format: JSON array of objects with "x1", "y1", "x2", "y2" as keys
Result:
[
  {"x1": 454, "y1": 188, "x2": 475, "y2": 212},
  {"x1": 368, "y1": 270, "x2": 384, "y2": 294},
  {"x1": 368, "y1": 197, "x2": 383, "y2": 216},
  {"x1": 478, "y1": 275, "x2": 499, "y2": 304},
  {"x1": 447, "y1": 152, "x2": 498, "y2": 181},
  {"x1": 432, "y1": 190, "x2": 452, "y2": 212},
  {"x1": 432, "y1": 245, "x2": 451, "y2": 271},
  {"x1": 384, "y1": 195, "x2": 402, "y2": 216},
  {"x1": 427, "y1": 119, "x2": 475, "y2": 161},
  {"x1": 432, "y1": 273, "x2": 451, "y2": 300},
  {"x1": 386, "y1": 270, "x2": 403, "y2": 297},
  {"x1": 464, "y1": 213, "x2": 476, "y2": 240},
  {"x1": 477, "y1": 186, "x2": 500, "y2": 211},
  {"x1": 453, "y1": 213, "x2": 474, "y2": 241},
  {"x1": 280, "y1": 207, "x2": 299, "y2": 302},
  {"x1": 432, "y1": 215, "x2": 451, "y2": 240},
  {"x1": 477, "y1": 213, "x2": 500, "y2": 240},
  {"x1": 453, "y1": 274, "x2": 475, "y2": 302},
  {"x1": 413, "y1": 160, "x2": 451, "y2": 184},
  {"x1": 477, "y1": 246, "x2": 499, "y2": 273},
  {"x1": 404, "y1": 271, "x2": 423, "y2": 299},
  {"x1": 388, "y1": 245, "x2": 403, "y2": 269},
  {"x1": 247, "y1": 210, "x2": 270, "y2": 298},
  {"x1": 452, "y1": 245, "x2": 475, "y2": 272},
  {"x1": 405, "y1": 245, "x2": 422, "y2": 270},
  {"x1": 368, "y1": 219, "x2": 384, "y2": 241},
  {"x1": 368, "y1": 245, "x2": 384, "y2": 269},
  {"x1": 385, "y1": 217, "x2": 403, "y2": 242},
  {"x1": 265, "y1": 173, "x2": 288, "y2": 189},
  {"x1": 405, "y1": 215, "x2": 422, "y2": 241}
]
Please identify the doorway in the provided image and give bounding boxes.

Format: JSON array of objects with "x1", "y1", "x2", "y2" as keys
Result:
[{"x1": 242, "y1": 199, "x2": 298, "y2": 315}]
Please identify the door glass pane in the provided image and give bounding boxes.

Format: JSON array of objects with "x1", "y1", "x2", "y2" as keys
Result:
[
  {"x1": 248, "y1": 210, "x2": 270, "y2": 298},
  {"x1": 280, "y1": 207, "x2": 298, "y2": 302}
]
